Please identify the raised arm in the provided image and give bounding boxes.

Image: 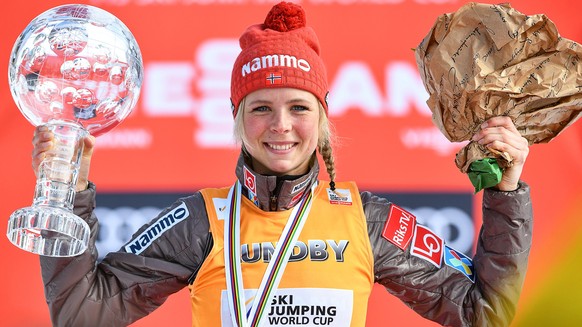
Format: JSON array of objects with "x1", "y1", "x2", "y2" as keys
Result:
[
  {"x1": 33, "y1": 125, "x2": 211, "y2": 326},
  {"x1": 365, "y1": 116, "x2": 532, "y2": 326}
]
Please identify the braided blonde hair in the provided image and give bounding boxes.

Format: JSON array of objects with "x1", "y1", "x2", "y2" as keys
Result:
[
  {"x1": 233, "y1": 99, "x2": 337, "y2": 190},
  {"x1": 317, "y1": 104, "x2": 337, "y2": 190}
]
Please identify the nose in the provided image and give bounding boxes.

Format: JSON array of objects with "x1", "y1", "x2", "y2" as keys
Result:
[{"x1": 270, "y1": 109, "x2": 292, "y2": 133}]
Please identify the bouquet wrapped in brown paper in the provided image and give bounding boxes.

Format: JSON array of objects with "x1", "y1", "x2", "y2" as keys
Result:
[{"x1": 415, "y1": 2, "x2": 582, "y2": 191}]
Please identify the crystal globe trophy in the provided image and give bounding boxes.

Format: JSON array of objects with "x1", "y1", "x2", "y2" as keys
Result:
[{"x1": 7, "y1": 4, "x2": 143, "y2": 256}]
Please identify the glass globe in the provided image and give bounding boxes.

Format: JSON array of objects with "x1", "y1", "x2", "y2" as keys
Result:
[
  {"x1": 8, "y1": 4, "x2": 143, "y2": 136},
  {"x1": 7, "y1": 4, "x2": 143, "y2": 257}
]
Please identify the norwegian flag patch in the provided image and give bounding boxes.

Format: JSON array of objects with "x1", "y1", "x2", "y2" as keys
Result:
[{"x1": 265, "y1": 72, "x2": 283, "y2": 85}]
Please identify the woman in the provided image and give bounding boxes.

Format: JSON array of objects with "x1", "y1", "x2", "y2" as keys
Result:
[{"x1": 35, "y1": 2, "x2": 532, "y2": 326}]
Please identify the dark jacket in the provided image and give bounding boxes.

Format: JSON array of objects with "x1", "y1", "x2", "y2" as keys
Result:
[{"x1": 41, "y1": 153, "x2": 533, "y2": 326}]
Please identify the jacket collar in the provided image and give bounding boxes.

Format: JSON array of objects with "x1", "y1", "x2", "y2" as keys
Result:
[{"x1": 234, "y1": 152, "x2": 319, "y2": 211}]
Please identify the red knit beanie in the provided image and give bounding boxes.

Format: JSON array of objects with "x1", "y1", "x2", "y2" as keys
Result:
[{"x1": 230, "y1": 1, "x2": 329, "y2": 117}]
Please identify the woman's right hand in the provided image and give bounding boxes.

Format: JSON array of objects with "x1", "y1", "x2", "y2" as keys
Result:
[{"x1": 32, "y1": 125, "x2": 96, "y2": 192}]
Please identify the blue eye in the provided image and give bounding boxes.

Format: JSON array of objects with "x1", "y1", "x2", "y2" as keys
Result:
[
  {"x1": 252, "y1": 106, "x2": 270, "y2": 112},
  {"x1": 292, "y1": 105, "x2": 309, "y2": 111}
]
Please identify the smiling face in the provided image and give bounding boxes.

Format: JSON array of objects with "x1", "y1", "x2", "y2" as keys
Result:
[{"x1": 240, "y1": 87, "x2": 320, "y2": 176}]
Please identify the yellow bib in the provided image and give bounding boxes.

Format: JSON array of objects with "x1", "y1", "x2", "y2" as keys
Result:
[{"x1": 189, "y1": 181, "x2": 373, "y2": 327}]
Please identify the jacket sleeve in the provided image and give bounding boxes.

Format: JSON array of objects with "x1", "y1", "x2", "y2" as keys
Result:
[
  {"x1": 364, "y1": 181, "x2": 532, "y2": 327},
  {"x1": 40, "y1": 182, "x2": 213, "y2": 327}
]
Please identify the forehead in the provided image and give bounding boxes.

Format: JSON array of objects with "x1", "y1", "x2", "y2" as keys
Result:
[{"x1": 245, "y1": 87, "x2": 318, "y2": 104}]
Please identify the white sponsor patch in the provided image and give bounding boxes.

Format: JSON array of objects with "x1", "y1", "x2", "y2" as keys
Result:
[
  {"x1": 124, "y1": 202, "x2": 189, "y2": 254},
  {"x1": 291, "y1": 176, "x2": 311, "y2": 194},
  {"x1": 213, "y1": 197, "x2": 229, "y2": 221},
  {"x1": 220, "y1": 288, "x2": 353, "y2": 326},
  {"x1": 326, "y1": 188, "x2": 353, "y2": 205}
]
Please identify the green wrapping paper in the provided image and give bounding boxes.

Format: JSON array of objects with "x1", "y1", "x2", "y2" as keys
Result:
[{"x1": 468, "y1": 158, "x2": 502, "y2": 193}]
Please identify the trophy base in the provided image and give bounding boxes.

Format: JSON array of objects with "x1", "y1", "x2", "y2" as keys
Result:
[{"x1": 7, "y1": 206, "x2": 90, "y2": 257}]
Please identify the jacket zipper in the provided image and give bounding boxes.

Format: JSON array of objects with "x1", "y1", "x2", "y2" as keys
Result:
[{"x1": 270, "y1": 194, "x2": 278, "y2": 211}]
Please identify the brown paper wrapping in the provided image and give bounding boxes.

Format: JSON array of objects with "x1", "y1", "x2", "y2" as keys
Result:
[{"x1": 415, "y1": 2, "x2": 582, "y2": 173}]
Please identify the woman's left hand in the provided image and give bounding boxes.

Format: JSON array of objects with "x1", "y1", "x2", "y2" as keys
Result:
[{"x1": 472, "y1": 116, "x2": 530, "y2": 191}]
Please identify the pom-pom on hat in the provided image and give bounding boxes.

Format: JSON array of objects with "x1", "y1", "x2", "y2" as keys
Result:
[{"x1": 230, "y1": 1, "x2": 329, "y2": 117}]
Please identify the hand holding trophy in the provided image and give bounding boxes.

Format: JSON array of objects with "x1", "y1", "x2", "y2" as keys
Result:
[{"x1": 7, "y1": 4, "x2": 143, "y2": 257}]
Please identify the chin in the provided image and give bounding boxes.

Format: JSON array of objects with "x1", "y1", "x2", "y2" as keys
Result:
[{"x1": 263, "y1": 164, "x2": 296, "y2": 176}]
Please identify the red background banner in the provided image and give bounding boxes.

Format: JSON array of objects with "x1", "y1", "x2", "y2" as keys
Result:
[{"x1": 1, "y1": 0, "x2": 581, "y2": 326}]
